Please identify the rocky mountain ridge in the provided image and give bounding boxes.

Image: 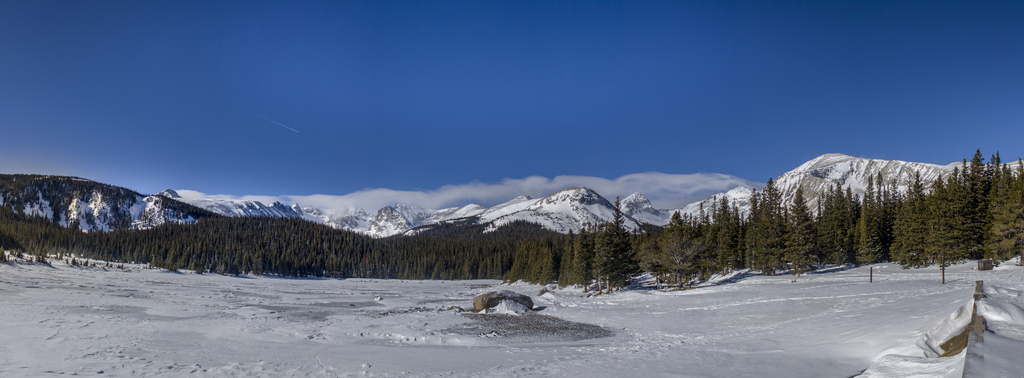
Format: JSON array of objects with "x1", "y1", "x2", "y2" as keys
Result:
[{"x1": 0, "y1": 175, "x2": 217, "y2": 231}]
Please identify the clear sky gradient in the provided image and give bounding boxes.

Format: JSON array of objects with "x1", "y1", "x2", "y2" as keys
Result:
[{"x1": 2, "y1": 1, "x2": 1022, "y2": 203}]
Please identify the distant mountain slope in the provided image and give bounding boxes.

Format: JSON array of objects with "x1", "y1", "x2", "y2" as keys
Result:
[
  {"x1": 676, "y1": 153, "x2": 959, "y2": 217},
  {"x1": 673, "y1": 187, "x2": 756, "y2": 218},
  {"x1": 159, "y1": 189, "x2": 316, "y2": 220},
  {"x1": 618, "y1": 192, "x2": 667, "y2": 225},
  {"x1": 366, "y1": 204, "x2": 435, "y2": 238},
  {"x1": 482, "y1": 187, "x2": 642, "y2": 233},
  {"x1": 0, "y1": 175, "x2": 218, "y2": 231},
  {"x1": 774, "y1": 153, "x2": 957, "y2": 210}
]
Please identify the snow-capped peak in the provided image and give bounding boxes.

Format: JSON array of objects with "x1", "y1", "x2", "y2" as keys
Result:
[
  {"x1": 480, "y1": 187, "x2": 642, "y2": 234},
  {"x1": 157, "y1": 189, "x2": 181, "y2": 199},
  {"x1": 534, "y1": 187, "x2": 610, "y2": 207},
  {"x1": 793, "y1": 153, "x2": 860, "y2": 172},
  {"x1": 619, "y1": 192, "x2": 667, "y2": 225},
  {"x1": 620, "y1": 192, "x2": 654, "y2": 213},
  {"x1": 366, "y1": 204, "x2": 435, "y2": 238}
]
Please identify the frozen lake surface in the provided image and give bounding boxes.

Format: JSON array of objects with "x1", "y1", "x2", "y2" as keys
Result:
[{"x1": 2, "y1": 258, "x2": 1023, "y2": 377}]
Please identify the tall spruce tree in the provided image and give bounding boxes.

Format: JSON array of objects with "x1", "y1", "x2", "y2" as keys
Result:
[
  {"x1": 818, "y1": 183, "x2": 858, "y2": 265},
  {"x1": 879, "y1": 172, "x2": 899, "y2": 258},
  {"x1": 963, "y1": 151, "x2": 990, "y2": 259},
  {"x1": 558, "y1": 230, "x2": 576, "y2": 287},
  {"x1": 856, "y1": 175, "x2": 882, "y2": 265},
  {"x1": 571, "y1": 226, "x2": 596, "y2": 291},
  {"x1": 784, "y1": 187, "x2": 817, "y2": 276},
  {"x1": 986, "y1": 159, "x2": 1024, "y2": 263},
  {"x1": 694, "y1": 203, "x2": 716, "y2": 280},
  {"x1": 891, "y1": 172, "x2": 929, "y2": 267},
  {"x1": 594, "y1": 197, "x2": 638, "y2": 291},
  {"x1": 713, "y1": 197, "x2": 744, "y2": 272},
  {"x1": 746, "y1": 178, "x2": 786, "y2": 275},
  {"x1": 593, "y1": 223, "x2": 610, "y2": 293},
  {"x1": 926, "y1": 171, "x2": 972, "y2": 283}
]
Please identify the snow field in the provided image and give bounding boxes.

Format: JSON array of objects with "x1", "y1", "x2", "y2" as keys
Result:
[{"x1": 2, "y1": 257, "x2": 1023, "y2": 377}]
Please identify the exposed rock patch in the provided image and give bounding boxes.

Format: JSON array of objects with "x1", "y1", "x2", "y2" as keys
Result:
[{"x1": 472, "y1": 290, "x2": 533, "y2": 312}]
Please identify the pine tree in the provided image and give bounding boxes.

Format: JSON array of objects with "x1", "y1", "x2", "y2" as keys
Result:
[
  {"x1": 594, "y1": 197, "x2": 638, "y2": 291},
  {"x1": 784, "y1": 187, "x2": 817, "y2": 276},
  {"x1": 637, "y1": 226, "x2": 668, "y2": 286},
  {"x1": 879, "y1": 172, "x2": 899, "y2": 259},
  {"x1": 593, "y1": 223, "x2": 610, "y2": 293},
  {"x1": 712, "y1": 197, "x2": 743, "y2": 272},
  {"x1": 658, "y1": 211, "x2": 704, "y2": 287},
  {"x1": 926, "y1": 171, "x2": 973, "y2": 283},
  {"x1": 558, "y1": 230, "x2": 575, "y2": 287},
  {"x1": 539, "y1": 239, "x2": 560, "y2": 284},
  {"x1": 856, "y1": 175, "x2": 882, "y2": 265},
  {"x1": 818, "y1": 183, "x2": 858, "y2": 265},
  {"x1": 746, "y1": 179, "x2": 786, "y2": 275},
  {"x1": 986, "y1": 159, "x2": 1024, "y2": 263},
  {"x1": 891, "y1": 172, "x2": 929, "y2": 267},
  {"x1": 571, "y1": 226, "x2": 595, "y2": 291},
  {"x1": 963, "y1": 151, "x2": 990, "y2": 259}
]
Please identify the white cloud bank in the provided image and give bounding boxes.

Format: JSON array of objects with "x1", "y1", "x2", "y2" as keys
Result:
[{"x1": 175, "y1": 172, "x2": 764, "y2": 214}]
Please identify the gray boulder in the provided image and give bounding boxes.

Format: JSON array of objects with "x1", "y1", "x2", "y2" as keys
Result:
[{"x1": 472, "y1": 290, "x2": 534, "y2": 312}]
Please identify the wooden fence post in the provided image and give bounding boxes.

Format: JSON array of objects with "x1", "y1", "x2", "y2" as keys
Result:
[{"x1": 972, "y1": 281, "x2": 985, "y2": 343}]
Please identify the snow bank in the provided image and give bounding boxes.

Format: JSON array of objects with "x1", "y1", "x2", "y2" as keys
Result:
[
  {"x1": 962, "y1": 283, "x2": 1024, "y2": 377},
  {"x1": 920, "y1": 301, "x2": 975, "y2": 357},
  {"x1": 859, "y1": 279, "x2": 1024, "y2": 378},
  {"x1": 856, "y1": 301, "x2": 973, "y2": 378}
]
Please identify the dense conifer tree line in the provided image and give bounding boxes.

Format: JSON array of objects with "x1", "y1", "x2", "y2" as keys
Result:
[
  {"x1": 0, "y1": 205, "x2": 565, "y2": 279},
  {"x1": 2, "y1": 151, "x2": 1022, "y2": 285}
]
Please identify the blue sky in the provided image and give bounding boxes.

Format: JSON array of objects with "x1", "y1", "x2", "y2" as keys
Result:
[{"x1": 1, "y1": 1, "x2": 1022, "y2": 208}]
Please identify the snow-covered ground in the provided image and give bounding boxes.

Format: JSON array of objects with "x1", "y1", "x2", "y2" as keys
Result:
[{"x1": 2, "y1": 257, "x2": 1023, "y2": 377}]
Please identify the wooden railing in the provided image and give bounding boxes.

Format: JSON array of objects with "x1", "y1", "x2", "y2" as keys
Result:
[{"x1": 938, "y1": 280, "x2": 986, "y2": 358}]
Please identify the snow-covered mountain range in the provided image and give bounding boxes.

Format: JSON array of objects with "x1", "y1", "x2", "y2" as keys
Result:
[
  {"x1": 1, "y1": 154, "x2": 969, "y2": 236},
  {"x1": 165, "y1": 153, "x2": 964, "y2": 236},
  {"x1": 167, "y1": 186, "x2": 655, "y2": 237}
]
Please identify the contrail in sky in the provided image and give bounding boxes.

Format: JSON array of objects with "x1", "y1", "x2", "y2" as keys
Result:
[{"x1": 251, "y1": 113, "x2": 300, "y2": 133}]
